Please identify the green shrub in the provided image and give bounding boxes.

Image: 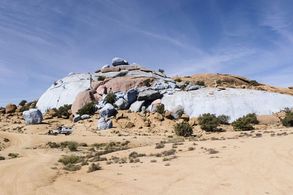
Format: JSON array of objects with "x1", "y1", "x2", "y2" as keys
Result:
[
  {"x1": 8, "y1": 153, "x2": 19, "y2": 158},
  {"x1": 64, "y1": 164, "x2": 81, "y2": 171},
  {"x1": 156, "y1": 104, "x2": 165, "y2": 114},
  {"x1": 97, "y1": 76, "x2": 106, "y2": 81},
  {"x1": 0, "y1": 156, "x2": 5, "y2": 160},
  {"x1": 58, "y1": 155, "x2": 82, "y2": 165},
  {"x1": 88, "y1": 163, "x2": 102, "y2": 172},
  {"x1": 60, "y1": 141, "x2": 78, "y2": 151},
  {"x1": 77, "y1": 102, "x2": 96, "y2": 115},
  {"x1": 217, "y1": 115, "x2": 230, "y2": 125},
  {"x1": 103, "y1": 92, "x2": 116, "y2": 104},
  {"x1": 174, "y1": 122, "x2": 193, "y2": 137},
  {"x1": 198, "y1": 113, "x2": 220, "y2": 131},
  {"x1": 281, "y1": 111, "x2": 293, "y2": 127},
  {"x1": 158, "y1": 69, "x2": 165, "y2": 73},
  {"x1": 195, "y1": 81, "x2": 205, "y2": 86},
  {"x1": 249, "y1": 80, "x2": 260, "y2": 86},
  {"x1": 56, "y1": 104, "x2": 72, "y2": 118},
  {"x1": 232, "y1": 113, "x2": 259, "y2": 131},
  {"x1": 174, "y1": 78, "x2": 182, "y2": 82}
]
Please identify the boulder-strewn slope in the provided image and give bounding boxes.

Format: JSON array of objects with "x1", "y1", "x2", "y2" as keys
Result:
[{"x1": 36, "y1": 58, "x2": 293, "y2": 122}]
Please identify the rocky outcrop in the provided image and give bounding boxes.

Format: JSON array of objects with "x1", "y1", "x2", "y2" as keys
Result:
[
  {"x1": 112, "y1": 57, "x2": 129, "y2": 66},
  {"x1": 100, "y1": 103, "x2": 117, "y2": 118},
  {"x1": 71, "y1": 90, "x2": 97, "y2": 115},
  {"x1": 23, "y1": 109, "x2": 43, "y2": 124},
  {"x1": 137, "y1": 90, "x2": 163, "y2": 101}
]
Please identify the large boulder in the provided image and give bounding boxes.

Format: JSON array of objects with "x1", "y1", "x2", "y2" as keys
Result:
[
  {"x1": 36, "y1": 73, "x2": 92, "y2": 113},
  {"x1": 112, "y1": 57, "x2": 129, "y2": 66},
  {"x1": 5, "y1": 104, "x2": 17, "y2": 114},
  {"x1": 97, "y1": 117, "x2": 113, "y2": 130},
  {"x1": 23, "y1": 109, "x2": 43, "y2": 124},
  {"x1": 137, "y1": 90, "x2": 163, "y2": 101},
  {"x1": 162, "y1": 88, "x2": 293, "y2": 122},
  {"x1": 99, "y1": 103, "x2": 117, "y2": 118}
]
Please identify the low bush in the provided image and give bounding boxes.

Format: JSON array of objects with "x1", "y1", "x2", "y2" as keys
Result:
[
  {"x1": 195, "y1": 81, "x2": 205, "y2": 86},
  {"x1": 281, "y1": 111, "x2": 293, "y2": 127},
  {"x1": 217, "y1": 115, "x2": 230, "y2": 125},
  {"x1": 103, "y1": 92, "x2": 116, "y2": 104},
  {"x1": 232, "y1": 113, "x2": 259, "y2": 131},
  {"x1": 56, "y1": 104, "x2": 72, "y2": 119},
  {"x1": 77, "y1": 102, "x2": 96, "y2": 115},
  {"x1": 156, "y1": 104, "x2": 165, "y2": 114},
  {"x1": 174, "y1": 122, "x2": 193, "y2": 137},
  {"x1": 174, "y1": 78, "x2": 182, "y2": 82},
  {"x1": 58, "y1": 155, "x2": 82, "y2": 165},
  {"x1": 97, "y1": 76, "x2": 106, "y2": 81},
  {"x1": 0, "y1": 156, "x2": 5, "y2": 160},
  {"x1": 64, "y1": 164, "x2": 81, "y2": 171},
  {"x1": 8, "y1": 153, "x2": 19, "y2": 158},
  {"x1": 19, "y1": 100, "x2": 27, "y2": 106},
  {"x1": 143, "y1": 79, "x2": 152, "y2": 87},
  {"x1": 60, "y1": 141, "x2": 78, "y2": 151},
  {"x1": 198, "y1": 113, "x2": 220, "y2": 131}
]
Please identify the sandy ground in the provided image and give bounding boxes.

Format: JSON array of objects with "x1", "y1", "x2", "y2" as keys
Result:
[{"x1": 1, "y1": 125, "x2": 293, "y2": 195}]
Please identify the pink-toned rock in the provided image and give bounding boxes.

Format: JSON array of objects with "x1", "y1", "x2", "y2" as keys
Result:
[
  {"x1": 71, "y1": 90, "x2": 96, "y2": 115},
  {"x1": 96, "y1": 77, "x2": 150, "y2": 93},
  {"x1": 5, "y1": 104, "x2": 17, "y2": 114},
  {"x1": 101, "y1": 66, "x2": 121, "y2": 73}
]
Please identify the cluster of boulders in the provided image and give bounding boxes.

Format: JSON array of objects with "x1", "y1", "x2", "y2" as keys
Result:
[{"x1": 0, "y1": 100, "x2": 37, "y2": 115}]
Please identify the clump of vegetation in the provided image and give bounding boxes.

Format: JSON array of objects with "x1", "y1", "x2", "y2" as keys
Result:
[
  {"x1": 56, "y1": 104, "x2": 72, "y2": 119},
  {"x1": 174, "y1": 78, "x2": 182, "y2": 82},
  {"x1": 281, "y1": 110, "x2": 293, "y2": 127},
  {"x1": 155, "y1": 142, "x2": 165, "y2": 149},
  {"x1": 58, "y1": 155, "x2": 82, "y2": 165},
  {"x1": 64, "y1": 164, "x2": 81, "y2": 171},
  {"x1": 143, "y1": 79, "x2": 152, "y2": 87},
  {"x1": 91, "y1": 141, "x2": 130, "y2": 156},
  {"x1": 156, "y1": 104, "x2": 165, "y2": 114},
  {"x1": 103, "y1": 92, "x2": 117, "y2": 104},
  {"x1": 195, "y1": 80, "x2": 205, "y2": 86},
  {"x1": 249, "y1": 80, "x2": 260, "y2": 86},
  {"x1": 60, "y1": 141, "x2": 79, "y2": 151},
  {"x1": 87, "y1": 163, "x2": 101, "y2": 172},
  {"x1": 198, "y1": 113, "x2": 220, "y2": 131},
  {"x1": 174, "y1": 122, "x2": 193, "y2": 137},
  {"x1": 97, "y1": 76, "x2": 106, "y2": 81},
  {"x1": 217, "y1": 115, "x2": 230, "y2": 125},
  {"x1": 8, "y1": 153, "x2": 19, "y2": 158},
  {"x1": 77, "y1": 102, "x2": 96, "y2": 115},
  {"x1": 232, "y1": 113, "x2": 259, "y2": 131},
  {"x1": 47, "y1": 141, "x2": 60, "y2": 148},
  {"x1": 0, "y1": 156, "x2": 5, "y2": 160}
]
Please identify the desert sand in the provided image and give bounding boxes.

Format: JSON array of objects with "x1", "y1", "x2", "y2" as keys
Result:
[{"x1": 1, "y1": 113, "x2": 293, "y2": 195}]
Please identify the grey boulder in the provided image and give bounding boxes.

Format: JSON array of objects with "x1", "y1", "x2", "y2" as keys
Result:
[
  {"x1": 171, "y1": 105, "x2": 184, "y2": 119},
  {"x1": 137, "y1": 90, "x2": 163, "y2": 101},
  {"x1": 97, "y1": 117, "x2": 113, "y2": 130},
  {"x1": 186, "y1": 84, "x2": 202, "y2": 91},
  {"x1": 99, "y1": 103, "x2": 117, "y2": 118},
  {"x1": 112, "y1": 57, "x2": 129, "y2": 66},
  {"x1": 81, "y1": 114, "x2": 91, "y2": 120},
  {"x1": 124, "y1": 88, "x2": 138, "y2": 105},
  {"x1": 23, "y1": 109, "x2": 43, "y2": 124},
  {"x1": 130, "y1": 101, "x2": 145, "y2": 112},
  {"x1": 114, "y1": 98, "x2": 128, "y2": 110}
]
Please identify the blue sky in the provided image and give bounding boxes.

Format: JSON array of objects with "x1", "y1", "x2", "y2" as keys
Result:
[{"x1": 0, "y1": 0, "x2": 293, "y2": 105}]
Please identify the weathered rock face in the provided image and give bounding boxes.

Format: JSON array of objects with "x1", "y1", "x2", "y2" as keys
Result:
[
  {"x1": 37, "y1": 73, "x2": 92, "y2": 113},
  {"x1": 5, "y1": 104, "x2": 17, "y2": 114},
  {"x1": 162, "y1": 88, "x2": 293, "y2": 122},
  {"x1": 137, "y1": 90, "x2": 163, "y2": 101},
  {"x1": 114, "y1": 98, "x2": 128, "y2": 110},
  {"x1": 130, "y1": 101, "x2": 145, "y2": 112},
  {"x1": 23, "y1": 109, "x2": 43, "y2": 124}
]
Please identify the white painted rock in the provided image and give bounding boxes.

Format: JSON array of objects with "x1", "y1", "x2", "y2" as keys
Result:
[
  {"x1": 161, "y1": 88, "x2": 293, "y2": 122},
  {"x1": 36, "y1": 73, "x2": 92, "y2": 113}
]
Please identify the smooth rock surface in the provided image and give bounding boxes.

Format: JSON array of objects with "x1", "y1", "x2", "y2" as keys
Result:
[
  {"x1": 137, "y1": 90, "x2": 163, "y2": 101},
  {"x1": 99, "y1": 103, "x2": 117, "y2": 118},
  {"x1": 130, "y1": 101, "x2": 145, "y2": 112},
  {"x1": 97, "y1": 117, "x2": 113, "y2": 130},
  {"x1": 162, "y1": 88, "x2": 293, "y2": 121}
]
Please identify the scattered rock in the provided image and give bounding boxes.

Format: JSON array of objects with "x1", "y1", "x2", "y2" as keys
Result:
[
  {"x1": 130, "y1": 101, "x2": 145, "y2": 112},
  {"x1": 23, "y1": 109, "x2": 43, "y2": 124},
  {"x1": 114, "y1": 98, "x2": 128, "y2": 110},
  {"x1": 164, "y1": 111, "x2": 173, "y2": 119},
  {"x1": 112, "y1": 57, "x2": 129, "y2": 66},
  {"x1": 5, "y1": 104, "x2": 17, "y2": 114},
  {"x1": 137, "y1": 90, "x2": 163, "y2": 101},
  {"x1": 100, "y1": 103, "x2": 117, "y2": 118},
  {"x1": 73, "y1": 114, "x2": 81, "y2": 122},
  {"x1": 97, "y1": 117, "x2": 113, "y2": 130},
  {"x1": 81, "y1": 114, "x2": 91, "y2": 120}
]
